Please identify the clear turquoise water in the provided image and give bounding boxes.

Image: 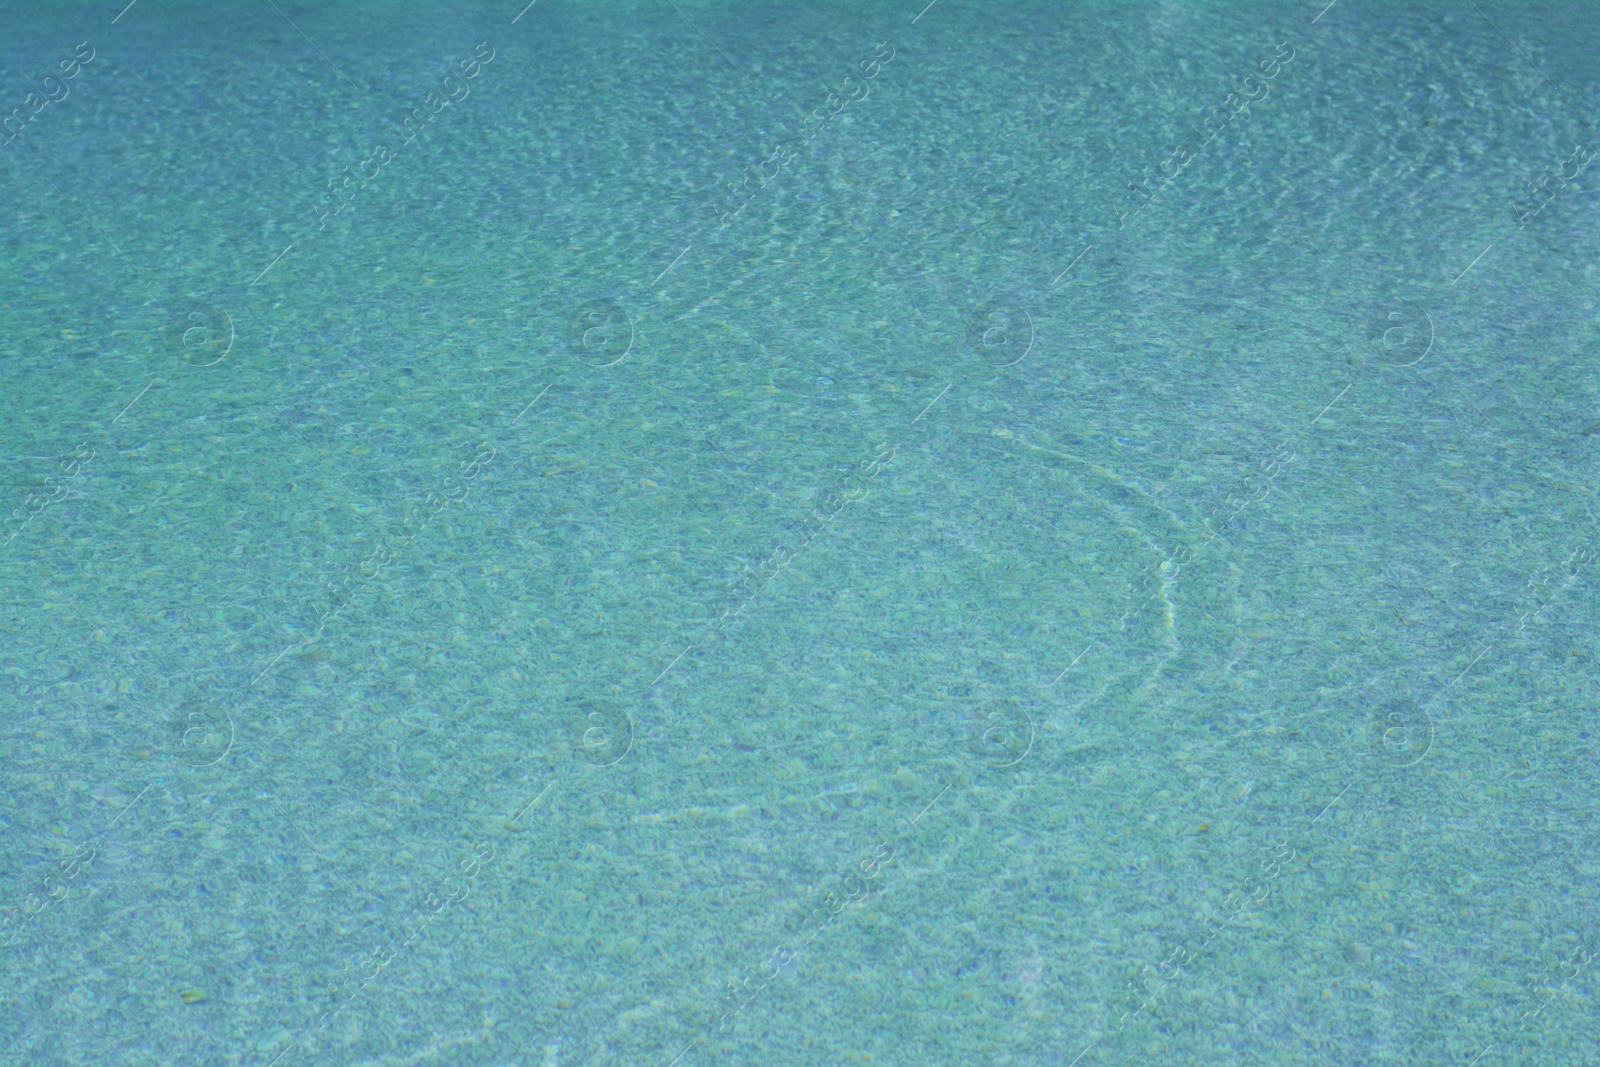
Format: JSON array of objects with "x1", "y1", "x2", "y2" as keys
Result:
[{"x1": 2, "y1": 0, "x2": 1599, "y2": 1064}]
